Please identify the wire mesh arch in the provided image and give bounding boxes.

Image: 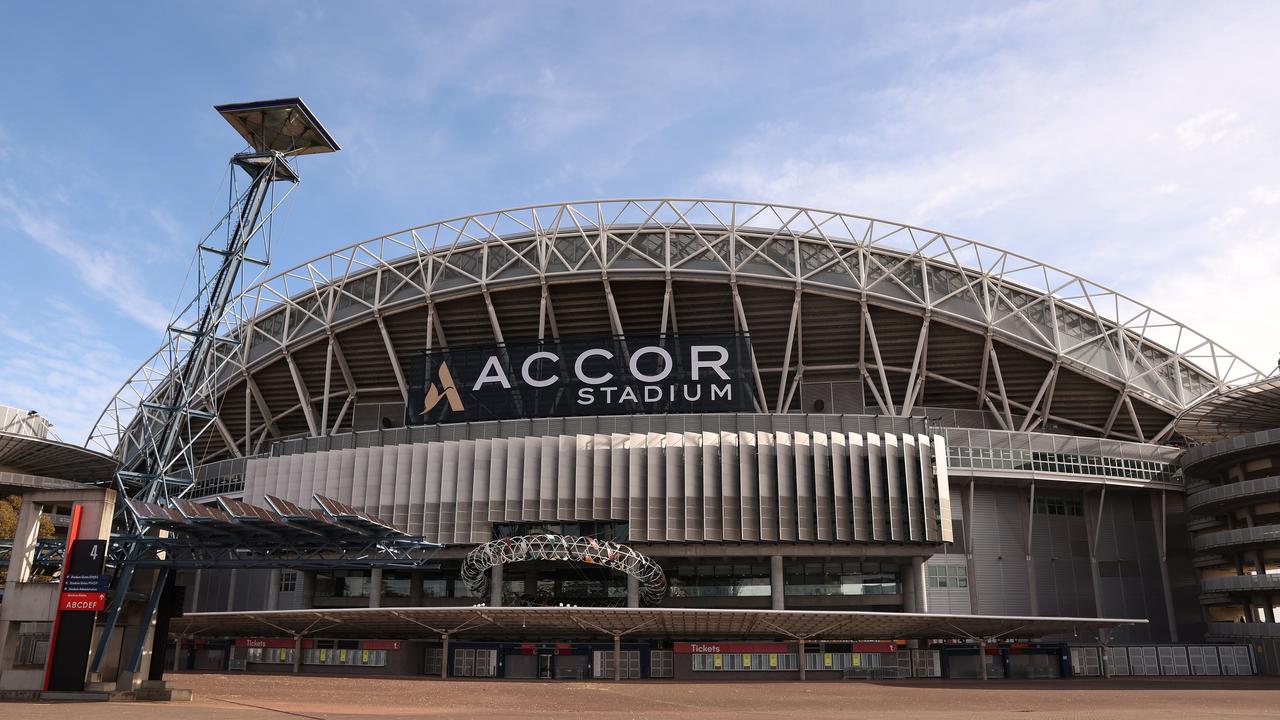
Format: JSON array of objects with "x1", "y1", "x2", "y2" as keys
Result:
[{"x1": 460, "y1": 534, "x2": 668, "y2": 607}]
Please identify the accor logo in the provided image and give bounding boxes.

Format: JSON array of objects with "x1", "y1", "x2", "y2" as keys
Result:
[{"x1": 422, "y1": 361, "x2": 465, "y2": 413}]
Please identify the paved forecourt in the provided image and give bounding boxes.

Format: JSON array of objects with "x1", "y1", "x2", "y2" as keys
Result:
[{"x1": 12, "y1": 673, "x2": 1280, "y2": 719}]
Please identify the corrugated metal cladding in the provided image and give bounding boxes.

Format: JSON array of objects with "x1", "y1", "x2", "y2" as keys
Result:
[{"x1": 242, "y1": 431, "x2": 954, "y2": 547}]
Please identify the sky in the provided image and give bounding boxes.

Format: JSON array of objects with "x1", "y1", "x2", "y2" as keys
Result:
[{"x1": 1, "y1": 1, "x2": 1278, "y2": 445}]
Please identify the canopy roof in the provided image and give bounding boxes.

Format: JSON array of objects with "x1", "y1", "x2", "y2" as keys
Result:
[
  {"x1": 170, "y1": 606, "x2": 1143, "y2": 642},
  {"x1": 1176, "y1": 375, "x2": 1280, "y2": 443},
  {"x1": 0, "y1": 431, "x2": 115, "y2": 482},
  {"x1": 126, "y1": 492, "x2": 420, "y2": 548}
]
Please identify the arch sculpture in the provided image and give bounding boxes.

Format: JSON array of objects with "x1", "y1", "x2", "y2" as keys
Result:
[{"x1": 460, "y1": 534, "x2": 667, "y2": 606}]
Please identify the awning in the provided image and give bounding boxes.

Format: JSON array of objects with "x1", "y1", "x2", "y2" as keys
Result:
[
  {"x1": 0, "y1": 432, "x2": 116, "y2": 482},
  {"x1": 170, "y1": 606, "x2": 1143, "y2": 642}
]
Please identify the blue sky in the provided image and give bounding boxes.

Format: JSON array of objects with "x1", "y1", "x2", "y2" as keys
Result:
[{"x1": 2, "y1": 1, "x2": 1279, "y2": 443}]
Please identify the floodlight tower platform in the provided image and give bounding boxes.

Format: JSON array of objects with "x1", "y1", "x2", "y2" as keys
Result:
[{"x1": 216, "y1": 98, "x2": 340, "y2": 180}]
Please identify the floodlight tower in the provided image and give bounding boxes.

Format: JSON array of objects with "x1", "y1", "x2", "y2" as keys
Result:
[
  {"x1": 82, "y1": 101, "x2": 338, "y2": 688},
  {"x1": 112, "y1": 99, "x2": 338, "y2": 528}
]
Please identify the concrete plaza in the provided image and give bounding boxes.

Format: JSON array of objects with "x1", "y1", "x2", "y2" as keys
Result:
[{"x1": 10, "y1": 672, "x2": 1280, "y2": 719}]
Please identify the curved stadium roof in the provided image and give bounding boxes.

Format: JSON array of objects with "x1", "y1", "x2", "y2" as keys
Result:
[{"x1": 89, "y1": 199, "x2": 1265, "y2": 463}]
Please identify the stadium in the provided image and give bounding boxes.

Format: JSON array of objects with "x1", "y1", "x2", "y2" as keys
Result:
[{"x1": 61, "y1": 196, "x2": 1273, "y2": 682}]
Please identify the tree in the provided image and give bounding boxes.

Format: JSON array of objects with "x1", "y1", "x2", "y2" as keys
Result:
[
  {"x1": 0, "y1": 495, "x2": 55, "y2": 540},
  {"x1": 0, "y1": 495, "x2": 16, "y2": 539},
  {"x1": 0, "y1": 495, "x2": 57, "y2": 584}
]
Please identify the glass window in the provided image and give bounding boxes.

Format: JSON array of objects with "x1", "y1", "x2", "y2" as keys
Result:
[
  {"x1": 382, "y1": 571, "x2": 412, "y2": 598},
  {"x1": 315, "y1": 570, "x2": 371, "y2": 598},
  {"x1": 422, "y1": 579, "x2": 449, "y2": 598},
  {"x1": 14, "y1": 622, "x2": 51, "y2": 667},
  {"x1": 928, "y1": 565, "x2": 968, "y2": 588}
]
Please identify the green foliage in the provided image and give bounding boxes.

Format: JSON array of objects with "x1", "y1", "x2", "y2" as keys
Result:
[
  {"x1": 1, "y1": 495, "x2": 58, "y2": 584},
  {"x1": 0, "y1": 494, "x2": 58, "y2": 539},
  {"x1": 0, "y1": 495, "x2": 18, "y2": 539}
]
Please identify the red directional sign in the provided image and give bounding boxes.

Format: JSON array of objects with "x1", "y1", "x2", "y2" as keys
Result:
[{"x1": 58, "y1": 592, "x2": 106, "y2": 612}]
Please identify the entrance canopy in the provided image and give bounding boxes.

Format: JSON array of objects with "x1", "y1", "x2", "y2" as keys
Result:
[{"x1": 170, "y1": 606, "x2": 1143, "y2": 643}]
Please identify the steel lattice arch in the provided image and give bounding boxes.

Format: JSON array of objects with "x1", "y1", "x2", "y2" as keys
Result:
[
  {"x1": 89, "y1": 199, "x2": 1264, "y2": 464},
  {"x1": 461, "y1": 534, "x2": 668, "y2": 606}
]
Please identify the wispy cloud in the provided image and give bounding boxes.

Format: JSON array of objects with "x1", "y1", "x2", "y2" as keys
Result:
[
  {"x1": 0, "y1": 187, "x2": 172, "y2": 332},
  {"x1": 0, "y1": 299, "x2": 136, "y2": 444}
]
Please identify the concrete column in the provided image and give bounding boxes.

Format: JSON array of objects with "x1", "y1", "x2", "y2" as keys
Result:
[
  {"x1": 1253, "y1": 594, "x2": 1274, "y2": 623},
  {"x1": 613, "y1": 634, "x2": 622, "y2": 681},
  {"x1": 173, "y1": 637, "x2": 183, "y2": 671},
  {"x1": 369, "y1": 568, "x2": 383, "y2": 608},
  {"x1": 1084, "y1": 490, "x2": 1106, "y2": 621},
  {"x1": 5, "y1": 494, "x2": 44, "y2": 583},
  {"x1": 225, "y1": 569, "x2": 238, "y2": 612},
  {"x1": 300, "y1": 570, "x2": 316, "y2": 609},
  {"x1": 964, "y1": 481, "x2": 981, "y2": 613},
  {"x1": 292, "y1": 635, "x2": 303, "y2": 673},
  {"x1": 627, "y1": 574, "x2": 640, "y2": 608},
  {"x1": 410, "y1": 571, "x2": 424, "y2": 606},
  {"x1": 267, "y1": 568, "x2": 282, "y2": 610},
  {"x1": 189, "y1": 569, "x2": 203, "y2": 614},
  {"x1": 1100, "y1": 630, "x2": 1111, "y2": 678},
  {"x1": 902, "y1": 563, "x2": 917, "y2": 613},
  {"x1": 1151, "y1": 494, "x2": 1178, "y2": 642},
  {"x1": 912, "y1": 556, "x2": 927, "y2": 613},
  {"x1": 1022, "y1": 483, "x2": 1039, "y2": 617},
  {"x1": 489, "y1": 564, "x2": 504, "y2": 607},
  {"x1": 441, "y1": 634, "x2": 450, "y2": 679},
  {"x1": 797, "y1": 639, "x2": 806, "y2": 681},
  {"x1": 770, "y1": 555, "x2": 785, "y2": 610},
  {"x1": 979, "y1": 640, "x2": 988, "y2": 681}
]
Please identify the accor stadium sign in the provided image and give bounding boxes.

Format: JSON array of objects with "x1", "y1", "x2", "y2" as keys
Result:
[{"x1": 407, "y1": 333, "x2": 754, "y2": 424}]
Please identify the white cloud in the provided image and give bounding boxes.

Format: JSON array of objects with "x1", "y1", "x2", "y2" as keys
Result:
[
  {"x1": 1249, "y1": 186, "x2": 1280, "y2": 206},
  {"x1": 1175, "y1": 109, "x2": 1252, "y2": 150},
  {"x1": 703, "y1": 2, "x2": 1280, "y2": 374}
]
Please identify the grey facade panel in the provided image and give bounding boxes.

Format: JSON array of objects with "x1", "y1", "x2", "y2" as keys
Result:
[
  {"x1": 757, "y1": 431, "x2": 778, "y2": 542},
  {"x1": 591, "y1": 434, "x2": 609, "y2": 521},
  {"x1": 720, "y1": 431, "x2": 741, "y2": 541},
  {"x1": 739, "y1": 431, "x2": 759, "y2": 541},
  {"x1": 241, "y1": 429, "x2": 953, "y2": 547},
  {"x1": 830, "y1": 432, "x2": 851, "y2": 541},
  {"x1": 867, "y1": 434, "x2": 886, "y2": 541},
  {"x1": 684, "y1": 432, "x2": 703, "y2": 541},
  {"x1": 970, "y1": 486, "x2": 1031, "y2": 616},
  {"x1": 812, "y1": 432, "x2": 832, "y2": 542},
  {"x1": 665, "y1": 432, "x2": 683, "y2": 540},
  {"x1": 903, "y1": 435, "x2": 924, "y2": 541},
  {"x1": 701, "y1": 432, "x2": 721, "y2": 541},
  {"x1": 848, "y1": 433, "x2": 869, "y2": 542},
  {"x1": 884, "y1": 434, "x2": 904, "y2": 541}
]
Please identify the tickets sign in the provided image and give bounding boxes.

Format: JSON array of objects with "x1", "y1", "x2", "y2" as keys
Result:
[{"x1": 673, "y1": 642, "x2": 792, "y2": 654}]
